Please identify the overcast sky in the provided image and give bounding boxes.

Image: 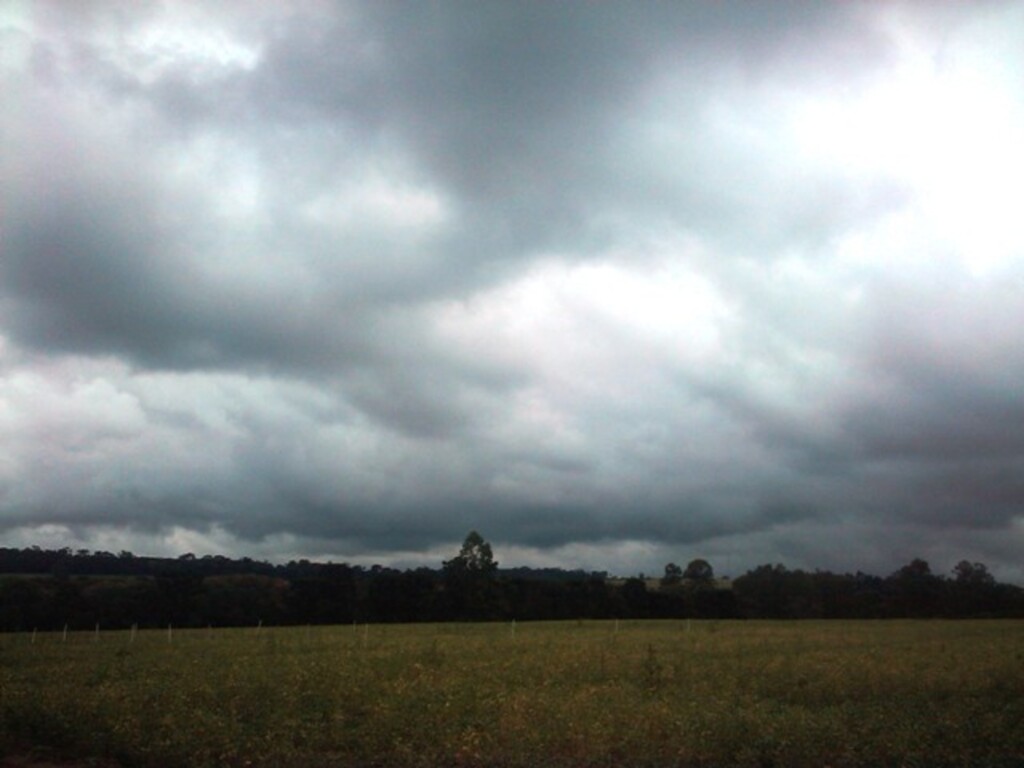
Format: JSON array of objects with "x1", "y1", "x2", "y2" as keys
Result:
[{"x1": 3, "y1": 1, "x2": 1024, "y2": 582}]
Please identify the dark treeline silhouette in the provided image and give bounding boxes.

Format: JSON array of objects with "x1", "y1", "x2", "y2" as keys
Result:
[{"x1": 1, "y1": 540, "x2": 1021, "y2": 631}]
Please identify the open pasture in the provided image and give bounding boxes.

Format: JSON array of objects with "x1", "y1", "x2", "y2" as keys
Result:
[{"x1": 2, "y1": 620, "x2": 1022, "y2": 767}]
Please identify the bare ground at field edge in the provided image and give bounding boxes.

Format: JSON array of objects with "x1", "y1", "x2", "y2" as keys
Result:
[{"x1": 1, "y1": 755, "x2": 122, "y2": 768}]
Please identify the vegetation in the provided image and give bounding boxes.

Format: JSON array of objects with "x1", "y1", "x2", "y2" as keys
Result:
[
  {"x1": 2, "y1": 620, "x2": 1022, "y2": 767},
  {"x1": 1, "y1": 538, "x2": 1021, "y2": 632}
]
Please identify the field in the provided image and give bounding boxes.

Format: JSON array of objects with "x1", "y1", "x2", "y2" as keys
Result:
[{"x1": 1, "y1": 620, "x2": 1022, "y2": 767}]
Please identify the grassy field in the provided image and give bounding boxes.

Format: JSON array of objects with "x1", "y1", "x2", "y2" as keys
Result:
[{"x1": 1, "y1": 620, "x2": 1022, "y2": 767}]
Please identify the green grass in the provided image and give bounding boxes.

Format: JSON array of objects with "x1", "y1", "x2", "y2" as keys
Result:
[{"x1": 2, "y1": 620, "x2": 1022, "y2": 767}]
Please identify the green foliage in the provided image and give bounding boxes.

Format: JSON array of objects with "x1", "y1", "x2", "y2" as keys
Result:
[
  {"x1": 442, "y1": 531, "x2": 501, "y2": 620},
  {"x1": 683, "y1": 558, "x2": 714, "y2": 582},
  {"x1": 443, "y1": 531, "x2": 498, "y2": 577},
  {"x1": 2, "y1": 548, "x2": 1021, "y2": 626},
  {"x1": 2, "y1": 620, "x2": 1023, "y2": 767},
  {"x1": 661, "y1": 562, "x2": 682, "y2": 587},
  {"x1": 953, "y1": 560, "x2": 995, "y2": 586}
]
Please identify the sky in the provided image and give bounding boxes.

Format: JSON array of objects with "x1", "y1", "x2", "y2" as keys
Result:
[{"x1": 2, "y1": 1, "x2": 1024, "y2": 583}]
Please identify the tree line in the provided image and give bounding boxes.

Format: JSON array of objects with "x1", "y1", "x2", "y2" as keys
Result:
[{"x1": 1, "y1": 534, "x2": 1021, "y2": 631}]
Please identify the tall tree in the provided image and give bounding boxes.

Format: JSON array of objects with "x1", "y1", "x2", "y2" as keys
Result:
[
  {"x1": 443, "y1": 531, "x2": 499, "y2": 620},
  {"x1": 952, "y1": 560, "x2": 995, "y2": 586},
  {"x1": 661, "y1": 562, "x2": 683, "y2": 587},
  {"x1": 888, "y1": 558, "x2": 943, "y2": 617},
  {"x1": 443, "y1": 531, "x2": 498, "y2": 577},
  {"x1": 683, "y1": 558, "x2": 714, "y2": 582}
]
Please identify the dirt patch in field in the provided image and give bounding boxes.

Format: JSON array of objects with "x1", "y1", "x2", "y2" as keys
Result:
[{"x1": 0, "y1": 754, "x2": 121, "y2": 768}]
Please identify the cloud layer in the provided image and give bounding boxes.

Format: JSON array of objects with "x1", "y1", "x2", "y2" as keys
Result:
[{"x1": 3, "y1": 1, "x2": 1024, "y2": 581}]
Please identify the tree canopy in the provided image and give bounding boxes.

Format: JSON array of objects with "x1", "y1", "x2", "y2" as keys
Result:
[
  {"x1": 443, "y1": 531, "x2": 498, "y2": 577},
  {"x1": 0, "y1": 546, "x2": 1021, "y2": 630},
  {"x1": 661, "y1": 562, "x2": 683, "y2": 586},
  {"x1": 683, "y1": 558, "x2": 714, "y2": 582}
]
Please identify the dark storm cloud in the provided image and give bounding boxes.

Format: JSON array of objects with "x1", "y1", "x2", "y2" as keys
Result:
[
  {"x1": 2, "y1": 1, "x2": 1024, "y2": 582},
  {"x1": 0, "y1": 112, "x2": 463, "y2": 393},
  {"x1": 830, "y1": 272, "x2": 1024, "y2": 532},
  {"x1": 0, "y1": 1, "x2": 891, "y2": 371},
  {"x1": 245, "y1": 2, "x2": 887, "y2": 256}
]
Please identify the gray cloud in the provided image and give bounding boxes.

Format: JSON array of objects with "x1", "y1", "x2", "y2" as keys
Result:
[{"x1": 2, "y1": 1, "x2": 1024, "y2": 583}]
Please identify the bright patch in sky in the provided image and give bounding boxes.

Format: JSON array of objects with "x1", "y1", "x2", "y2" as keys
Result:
[
  {"x1": 435, "y1": 248, "x2": 729, "y2": 395},
  {"x1": 303, "y1": 173, "x2": 450, "y2": 233},
  {"x1": 114, "y1": 9, "x2": 262, "y2": 84},
  {"x1": 795, "y1": 12, "x2": 1024, "y2": 278}
]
